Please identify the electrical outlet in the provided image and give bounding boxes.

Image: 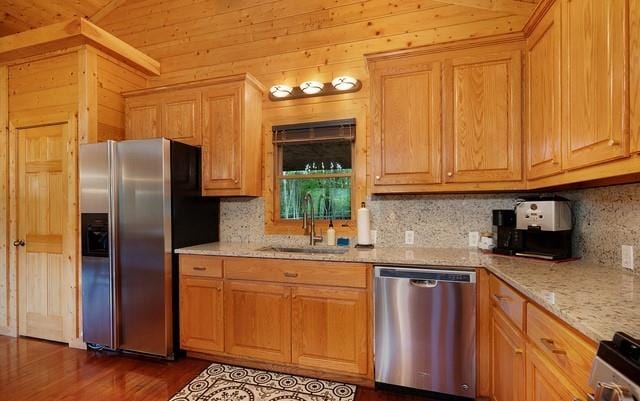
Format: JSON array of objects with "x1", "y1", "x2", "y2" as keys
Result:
[
  {"x1": 469, "y1": 231, "x2": 480, "y2": 247},
  {"x1": 404, "y1": 230, "x2": 414, "y2": 245},
  {"x1": 622, "y1": 245, "x2": 635, "y2": 270},
  {"x1": 370, "y1": 230, "x2": 377, "y2": 245}
]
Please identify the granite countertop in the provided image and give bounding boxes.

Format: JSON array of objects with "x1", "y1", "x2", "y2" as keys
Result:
[{"x1": 176, "y1": 242, "x2": 640, "y2": 343}]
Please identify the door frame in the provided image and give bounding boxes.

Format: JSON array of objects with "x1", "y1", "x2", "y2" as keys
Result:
[{"x1": 7, "y1": 112, "x2": 79, "y2": 344}]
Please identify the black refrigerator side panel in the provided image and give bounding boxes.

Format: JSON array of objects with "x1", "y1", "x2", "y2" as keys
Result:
[
  {"x1": 170, "y1": 141, "x2": 220, "y2": 354},
  {"x1": 170, "y1": 141, "x2": 220, "y2": 249}
]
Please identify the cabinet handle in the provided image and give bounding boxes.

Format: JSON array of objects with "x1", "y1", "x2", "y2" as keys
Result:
[
  {"x1": 234, "y1": 179, "x2": 239, "y2": 184},
  {"x1": 540, "y1": 337, "x2": 567, "y2": 355},
  {"x1": 283, "y1": 272, "x2": 298, "y2": 278},
  {"x1": 192, "y1": 266, "x2": 206, "y2": 271},
  {"x1": 493, "y1": 294, "x2": 512, "y2": 303},
  {"x1": 514, "y1": 348, "x2": 524, "y2": 355},
  {"x1": 375, "y1": 176, "x2": 380, "y2": 180},
  {"x1": 447, "y1": 172, "x2": 453, "y2": 177},
  {"x1": 608, "y1": 139, "x2": 619, "y2": 146}
]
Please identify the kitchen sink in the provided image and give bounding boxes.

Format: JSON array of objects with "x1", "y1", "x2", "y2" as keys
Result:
[{"x1": 257, "y1": 246, "x2": 349, "y2": 255}]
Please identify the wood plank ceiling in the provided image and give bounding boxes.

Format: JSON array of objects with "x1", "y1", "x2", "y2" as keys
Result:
[
  {"x1": 0, "y1": 0, "x2": 539, "y2": 37},
  {"x1": 0, "y1": 0, "x2": 117, "y2": 36}
]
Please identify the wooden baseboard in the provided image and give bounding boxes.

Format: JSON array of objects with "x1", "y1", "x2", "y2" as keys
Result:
[
  {"x1": 0, "y1": 326, "x2": 17, "y2": 337},
  {"x1": 68, "y1": 337, "x2": 87, "y2": 350},
  {"x1": 185, "y1": 350, "x2": 375, "y2": 388}
]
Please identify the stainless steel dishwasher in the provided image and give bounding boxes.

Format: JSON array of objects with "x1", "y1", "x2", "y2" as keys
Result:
[{"x1": 374, "y1": 266, "x2": 476, "y2": 399}]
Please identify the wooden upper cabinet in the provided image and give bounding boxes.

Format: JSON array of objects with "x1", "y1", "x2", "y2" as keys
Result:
[
  {"x1": 125, "y1": 95, "x2": 161, "y2": 139},
  {"x1": 370, "y1": 57, "x2": 442, "y2": 190},
  {"x1": 202, "y1": 84, "x2": 242, "y2": 192},
  {"x1": 561, "y1": 0, "x2": 629, "y2": 169},
  {"x1": 443, "y1": 49, "x2": 522, "y2": 183},
  {"x1": 125, "y1": 89, "x2": 201, "y2": 145},
  {"x1": 201, "y1": 75, "x2": 264, "y2": 197},
  {"x1": 629, "y1": 0, "x2": 639, "y2": 153},
  {"x1": 291, "y1": 286, "x2": 368, "y2": 375},
  {"x1": 526, "y1": 3, "x2": 562, "y2": 180},
  {"x1": 162, "y1": 89, "x2": 202, "y2": 146},
  {"x1": 123, "y1": 74, "x2": 264, "y2": 196}
]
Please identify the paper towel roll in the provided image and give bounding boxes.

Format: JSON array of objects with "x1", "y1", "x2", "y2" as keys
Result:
[{"x1": 357, "y1": 202, "x2": 371, "y2": 245}]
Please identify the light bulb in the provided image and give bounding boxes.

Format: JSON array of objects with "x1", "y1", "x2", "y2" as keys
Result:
[
  {"x1": 331, "y1": 76, "x2": 358, "y2": 91},
  {"x1": 269, "y1": 85, "x2": 293, "y2": 98},
  {"x1": 300, "y1": 81, "x2": 324, "y2": 95}
]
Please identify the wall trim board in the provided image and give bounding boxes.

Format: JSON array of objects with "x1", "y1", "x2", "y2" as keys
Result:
[
  {"x1": 78, "y1": 47, "x2": 99, "y2": 144},
  {"x1": 0, "y1": 64, "x2": 12, "y2": 335}
]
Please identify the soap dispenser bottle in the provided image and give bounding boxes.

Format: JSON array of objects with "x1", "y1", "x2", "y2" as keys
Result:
[{"x1": 327, "y1": 220, "x2": 336, "y2": 246}]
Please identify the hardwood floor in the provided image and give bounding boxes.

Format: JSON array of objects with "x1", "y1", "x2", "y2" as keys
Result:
[{"x1": 0, "y1": 336, "x2": 436, "y2": 401}]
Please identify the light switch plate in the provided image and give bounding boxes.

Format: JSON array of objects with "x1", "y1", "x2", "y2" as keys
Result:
[
  {"x1": 622, "y1": 245, "x2": 635, "y2": 270},
  {"x1": 405, "y1": 230, "x2": 414, "y2": 245},
  {"x1": 469, "y1": 231, "x2": 480, "y2": 247}
]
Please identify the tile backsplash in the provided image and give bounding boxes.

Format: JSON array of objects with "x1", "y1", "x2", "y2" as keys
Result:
[{"x1": 219, "y1": 183, "x2": 640, "y2": 269}]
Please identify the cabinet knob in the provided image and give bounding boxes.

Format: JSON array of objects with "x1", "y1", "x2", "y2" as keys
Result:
[
  {"x1": 447, "y1": 172, "x2": 453, "y2": 177},
  {"x1": 233, "y1": 179, "x2": 239, "y2": 184},
  {"x1": 13, "y1": 239, "x2": 25, "y2": 247},
  {"x1": 608, "y1": 139, "x2": 619, "y2": 147},
  {"x1": 375, "y1": 176, "x2": 380, "y2": 180}
]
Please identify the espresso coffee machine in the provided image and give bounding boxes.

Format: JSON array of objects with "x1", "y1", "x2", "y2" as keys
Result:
[
  {"x1": 492, "y1": 209, "x2": 517, "y2": 256},
  {"x1": 513, "y1": 196, "x2": 573, "y2": 260}
]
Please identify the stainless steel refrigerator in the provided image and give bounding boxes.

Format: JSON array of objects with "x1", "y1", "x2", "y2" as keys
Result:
[{"x1": 79, "y1": 138, "x2": 219, "y2": 359}]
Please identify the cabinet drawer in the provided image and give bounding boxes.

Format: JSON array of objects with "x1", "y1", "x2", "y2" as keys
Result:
[
  {"x1": 224, "y1": 258, "x2": 369, "y2": 289},
  {"x1": 490, "y1": 275, "x2": 526, "y2": 330},
  {"x1": 526, "y1": 304, "x2": 596, "y2": 395},
  {"x1": 179, "y1": 255, "x2": 223, "y2": 278}
]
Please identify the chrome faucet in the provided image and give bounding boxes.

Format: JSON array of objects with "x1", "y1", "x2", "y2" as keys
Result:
[{"x1": 301, "y1": 192, "x2": 323, "y2": 246}]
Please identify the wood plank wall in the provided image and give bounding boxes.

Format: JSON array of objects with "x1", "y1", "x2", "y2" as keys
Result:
[
  {"x1": 96, "y1": 53, "x2": 147, "y2": 141},
  {"x1": 0, "y1": 52, "x2": 79, "y2": 336},
  {"x1": 97, "y1": 0, "x2": 530, "y2": 104}
]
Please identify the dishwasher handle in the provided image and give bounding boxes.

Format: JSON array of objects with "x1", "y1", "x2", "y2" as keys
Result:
[{"x1": 410, "y1": 279, "x2": 438, "y2": 288}]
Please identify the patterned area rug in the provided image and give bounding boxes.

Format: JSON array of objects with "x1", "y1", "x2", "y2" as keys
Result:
[{"x1": 170, "y1": 363, "x2": 357, "y2": 401}]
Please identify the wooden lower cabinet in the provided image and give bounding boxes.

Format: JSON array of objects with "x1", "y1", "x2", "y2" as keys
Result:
[
  {"x1": 180, "y1": 277, "x2": 224, "y2": 353},
  {"x1": 490, "y1": 308, "x2": 525, "y2": 401},
  {"x1": 526, "y1": 344, "x2": 586, "y2": 401},
  {"x1": 291, "y1": 287, "x2": 368, "y2": 375},
  {"x1": 224, "y1": 280, "x2": 292, "y2": 363},
  {"x1": 179, "y1": 257, "x2": 372, "y2": 381}
]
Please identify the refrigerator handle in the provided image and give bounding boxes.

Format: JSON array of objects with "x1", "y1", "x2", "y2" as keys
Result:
[{"x1": 108, "y1": 140, "x2": 120, "y2": 349}]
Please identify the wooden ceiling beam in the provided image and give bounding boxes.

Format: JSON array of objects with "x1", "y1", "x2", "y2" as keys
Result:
[
  {"x1": 90, "y1": 0, "x2": 129, "y2": 24},
  {"x1": 432, "y1": 0, "x2": 536, "y2": 16},
  {"x1": 0, "y1": 18, "x2": 160, "y2": 75}
]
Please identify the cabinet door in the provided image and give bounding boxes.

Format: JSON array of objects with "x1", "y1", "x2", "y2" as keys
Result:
[
  {"x1": 370, "y1": 59, "x2": 442, "y2": 189},
  {"x1": 526, "y1": 3, "x2": 562, "y2": 179},
  {"x1": 562, "y1": 0, "x2": 629, "y2": 169},
  {"x1": 291, "y1": 287, "x2": 368, "y2": 375},
  {"x1": 526, "y1": 344, "x2": 586, "y2": 401},
  {"x1": 179, "y1": 277, "x2": 224, "y2": 353},
  {"x1": 224, "y1": 281, "x2": 291, "y2": 363},
  {"x1": 490, "y1": 309, "x2": 525, "y2": 401},
  {"x1": 125, "y1": 95, "x2": 161, "y2": 139},
  {"x1": 632, "y1": 0, "x2": 640, "y2": 153},
  {"x1": 202, "y1": 84, "x2": 242, "y2": 192},
  {"x1": 443, "y1": 50, "x2": 522, "y2": 183},
  {"x1": 162, "y1": 89, "x2": 202, "y2": 146}
]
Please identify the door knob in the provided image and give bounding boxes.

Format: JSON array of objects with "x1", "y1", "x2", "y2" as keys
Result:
[{"x1": 13, "y1": 240, "x2": 25, "y2": 247}]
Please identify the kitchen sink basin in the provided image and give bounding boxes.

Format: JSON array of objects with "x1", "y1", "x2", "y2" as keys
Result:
[{"x1": 258, "y1": 246, "x2": 349, "y2": 255}]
